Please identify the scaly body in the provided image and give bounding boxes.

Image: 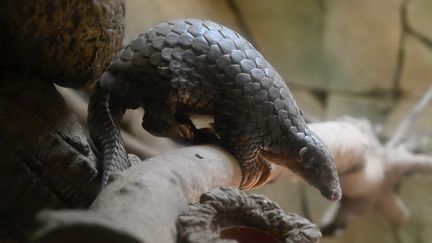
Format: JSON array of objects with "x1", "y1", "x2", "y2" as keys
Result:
[{"x1": 88, "y1": 19, "x2": 341, "y2": 200}]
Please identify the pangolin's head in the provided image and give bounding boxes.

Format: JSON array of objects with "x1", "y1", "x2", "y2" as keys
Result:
[
  {"x1": 261, "y1": 130, "x2": 341, "y2": 201},
  {"x1": 296, "y1": 140, "x2": 341, "y2": 201}
]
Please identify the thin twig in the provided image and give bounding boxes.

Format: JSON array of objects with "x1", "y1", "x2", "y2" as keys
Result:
[{"x1": 387, "y1": 85, "x2": 432, "y2": 148}]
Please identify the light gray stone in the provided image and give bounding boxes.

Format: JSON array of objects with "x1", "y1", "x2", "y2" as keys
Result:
[
  {"x1": 326, "y1": 92, "x2": 394, "y2": 124},
  {"x1": 290, "y1": 87, "x2": 326, "y2": 120},
  {"x1": 397, "y1": 176, "x2": 432, "y2": 243},
  {"x1": 407, "y1": 0, "x2": 432, "y2": 41},
  {"x1": 400, "y1": 35, "x2": 432, "y2": 96},
  {"x1": 233, "y1": 0, "x2": 327, "y2": 89},
  {"x1": 125, "y1": 0, "x2": 242, "y2": 41},
  {"x1": 324, "y1": 0, "x2": 402, "y2": 92}
]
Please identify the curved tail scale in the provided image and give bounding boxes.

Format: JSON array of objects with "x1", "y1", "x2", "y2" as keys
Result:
[{"x1": 88, "y1": 82, "x2": 131, "y2": 186}]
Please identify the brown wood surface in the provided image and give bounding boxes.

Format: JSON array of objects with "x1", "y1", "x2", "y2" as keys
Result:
[{"x1": 0, "y1": 74, "x2": 100, "y2": 242}]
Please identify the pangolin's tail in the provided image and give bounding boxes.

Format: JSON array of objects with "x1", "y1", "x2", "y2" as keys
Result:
[{"x1": 88, "y1": 82, "x2": 131, "y2": 186}]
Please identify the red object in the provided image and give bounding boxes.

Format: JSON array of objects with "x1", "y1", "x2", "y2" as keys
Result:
[{"x1": 220, "y1": 226, "x2": 281, "y2": 243}]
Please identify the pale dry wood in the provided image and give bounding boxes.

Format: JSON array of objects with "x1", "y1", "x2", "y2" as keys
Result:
[
  {"x1": 310, "y1": 117, "x2": 432, "y2": 236},
  {"x1": 292, "y1": 86, "x2": 432, "y2": 236}
]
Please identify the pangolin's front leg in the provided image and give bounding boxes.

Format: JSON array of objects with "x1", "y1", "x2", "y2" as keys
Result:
[{"x1": 142, "y1": 102, "x2": 195, "y2": 141}]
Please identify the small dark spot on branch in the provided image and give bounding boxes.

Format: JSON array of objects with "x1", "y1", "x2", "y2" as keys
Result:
[
  {"x1": 169, "y1": 177, "x2": 177, "y2": 185},
  {"x1": 195, "y1": 154, "x2": 204, "y2": 159},
  {"x1": 117, "y1": 187, "x2": 129, "y2": 194}
]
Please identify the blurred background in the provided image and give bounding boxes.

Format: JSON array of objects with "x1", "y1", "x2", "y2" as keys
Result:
[{"x1": 122, "y1": 0, "x2": 432, "y2": 242}]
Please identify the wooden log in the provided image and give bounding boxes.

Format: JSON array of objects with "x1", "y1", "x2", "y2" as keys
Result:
[
  {"x1": 32, "y1": 146, "x2": 241, "y2": 243},
  {"x1": 32, "y1": 145, "x2": 312, "y2": 243}
]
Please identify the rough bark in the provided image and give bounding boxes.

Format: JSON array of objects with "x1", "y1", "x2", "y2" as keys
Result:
[
  {"x1": 56, "y1": 86, "x2": 179, "y2": 159},
  {"x1": 0, "y1": 0, "x2": 125, "y2": 88},
  {"x1": 0, "y1": 74, "x2": 100, "y2": 242},
  {"x1": 178, "y1": 187, "x2": 321, "y2": 243}
]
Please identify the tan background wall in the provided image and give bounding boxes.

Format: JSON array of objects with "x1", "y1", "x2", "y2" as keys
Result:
[{"x1": 124, "y1": 0, "x2": 432, "y2": 242}]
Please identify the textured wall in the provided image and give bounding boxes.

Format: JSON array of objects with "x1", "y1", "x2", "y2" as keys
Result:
[{"x1": 124, "y1": 0, "x2": 432, "y2": 242}]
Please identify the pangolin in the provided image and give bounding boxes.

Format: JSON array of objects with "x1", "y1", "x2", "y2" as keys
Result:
[{"x1": 88, "y1": 18, "x2": 341, "y2": 201}]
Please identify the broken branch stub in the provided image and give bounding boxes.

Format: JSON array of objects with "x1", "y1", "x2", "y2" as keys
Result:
[{"x1": 311, "y1": 117, "x2": 432, "y2": 236}]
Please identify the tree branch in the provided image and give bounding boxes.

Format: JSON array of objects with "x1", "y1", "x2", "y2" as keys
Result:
[
  {"x1": 32, "y1": 144, "x2": 311, "y2": 243},
  {"x1": 387, "y1": 85, "x2": 432, "y2": 148},
  {"x1": 31, "y1": 146, "x2": 240, "y2": 243}
]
